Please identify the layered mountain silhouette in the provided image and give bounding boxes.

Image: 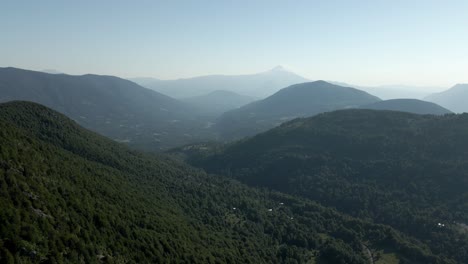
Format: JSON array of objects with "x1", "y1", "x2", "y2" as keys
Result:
[
  {"x1": 0, "y1": 67, "x2": 213, "y2": 151},
  {"x1": 360, "y1": 99, "x2": 452, "y2": 115},
  {"x1": 182, "y1": 90, "x2": 256, "y2": 116},
  {"x1": 331, "y1": 82, "x2": 441, "y2": 100},
  {"x1": 0, "y1": 101, "x2": 444, "y2": 263},
  {"x1": 215, "y1": 81, "x2": 380, "y2": 139},
  {"x1": 188, "y1": 109, "x2": 468, "y2": 264},
  {"x1": 41, "y1": 69, "x2": 63, "y2": 74},
  {"x1": 426, "y1": 84, "x2": 468, "y2": 113},
  {"x1": 131, "y1": 66, "x2": 309, "y2": 98}
]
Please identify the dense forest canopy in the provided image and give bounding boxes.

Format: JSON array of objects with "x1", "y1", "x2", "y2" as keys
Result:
[
  {"x1": 359, "y1": 99, "x2": 452, "y2": 115},
  {"x1": 188, "y1": 109, "x2": 468, "y2": 263},
  {"x1": 1, "y1": 101, "x2": 456, "y2": 263}
]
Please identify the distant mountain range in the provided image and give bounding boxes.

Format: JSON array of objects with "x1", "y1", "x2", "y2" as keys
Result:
[
  {"x1": 2, "y1": 67, "x2": 460, "y2": 150},
  {"x1": 181, "y1": 90, "x2": 256, "y2": 116},
  {"x1": 132, "y1": 66, "x2": 450, "y2": 105},
  {"x1": 426, "y1": 84, "x2": 468, "y2": 113},
  {"x1": 131, "y1": 66, "x2": 309, "y2": 98},
  {"x1": 331, "y1": 82, "x2": 442, "y2": 100},
  {"x1": 0, "y1": 67, "x2": 213, "y2": 151},
  {"x1": 215, "y1": 81, "x2": 381, "y2": 139},
  {"x1": 360, "y1": 99, "x2": 452, "y2": 115}
]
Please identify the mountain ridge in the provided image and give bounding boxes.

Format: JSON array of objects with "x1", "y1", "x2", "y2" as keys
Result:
[
  {"x1": 215, "y1": 81, "x2": 381, "y2": 140},
  {"x1": 360, "y1": 98, "x2": 452, "y2": 115},
  {"x1": 130, "y1": 66, "x2": 309, "y2": 98},
  {"x1": 426, "y1": 84, "x2": 468, "y2": 113},
  {"x1": 0, "y1": 67, "x2": 214, "y2": 151}
]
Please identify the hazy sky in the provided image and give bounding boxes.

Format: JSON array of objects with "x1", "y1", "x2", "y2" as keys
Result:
[{"x1": 1, "y1": 0, "x2": 467, "y2": 87}]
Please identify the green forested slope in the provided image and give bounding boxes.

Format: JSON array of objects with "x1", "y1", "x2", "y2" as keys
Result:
[
  {"x1": 0, "y1": 102, "x2": 455, "y2": 263},
  {"x1": 360, "y1": 99, "x2": 452, "y2": 115},
  {"x1": 190, "y1": 109, "x2": 468, "y2": 263}
]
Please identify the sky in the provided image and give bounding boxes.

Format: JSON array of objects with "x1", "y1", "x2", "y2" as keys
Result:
[{"x1": 1, "y1": 0, "x2": 468, "y2": 87}]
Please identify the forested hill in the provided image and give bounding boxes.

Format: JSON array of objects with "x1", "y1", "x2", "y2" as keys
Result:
[
  {"x1": 2, "y1": 101, "x2": 457, "y2": 263},
  {"x1": 190, "y1": 109, "x2": 468, "y2": 263},
  {"x1": 215, "y1": 81, "x2": 381, "y2": 140},
  {"x1": 0, "y1": 67, "x2": 213, "y2": 151},
  {"x1": 360, "y1": 99, "x2": 452, "y2": 115}
]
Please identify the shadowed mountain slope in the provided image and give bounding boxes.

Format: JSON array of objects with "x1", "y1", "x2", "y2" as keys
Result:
[
  {"x1": 360, "y1": 99, "x2": 452, "y2": 115},
  {"x1": 0, "y1": 67, "x2": 214, "y2": 151},
  {"x1": 182, "y1": 90, "x2": 256, "y2": 116},
  {"x1": 426, "y1": 84, "x2": 468, "y2": 113}
]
